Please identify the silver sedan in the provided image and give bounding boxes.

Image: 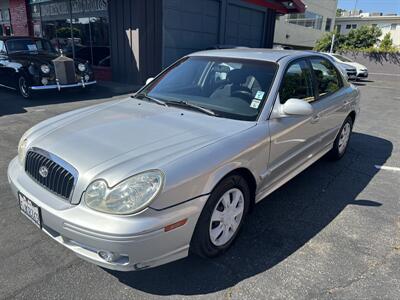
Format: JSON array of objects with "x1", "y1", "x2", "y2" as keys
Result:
[{"x1": 8, "y1": 49, "x2": 360, "y2": 271}]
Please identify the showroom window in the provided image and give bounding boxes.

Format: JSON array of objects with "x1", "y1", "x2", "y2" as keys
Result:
[
  {"x1": 30, "y1": 0, "x2": 110, "y2": 67},
  {"x1": 287, "y1": 11, "x2": 323, "y2": 30}
]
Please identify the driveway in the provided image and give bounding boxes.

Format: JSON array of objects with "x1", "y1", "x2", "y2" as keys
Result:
[{"x1": 0, "y1": 75, "x2": 399, "y2": 299}]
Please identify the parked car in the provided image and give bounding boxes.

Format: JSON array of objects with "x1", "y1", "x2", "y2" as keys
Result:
[
  {"x1": 316, "y1": 52, "x2": 357, "y2": 80},
  {"x1": 324, "y1": 52, "x2": 368, "y2": 79},
  {"x1": 8, "y1": 49, "x2": 360, "y2": 271},
  {"x1": 0, "y1": 36, "x2": 96, "y2": 98}
]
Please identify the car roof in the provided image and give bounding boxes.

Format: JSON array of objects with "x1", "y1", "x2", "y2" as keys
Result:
[{"x1": 188, "y1": 48, "x2": 312, "y2": 62}]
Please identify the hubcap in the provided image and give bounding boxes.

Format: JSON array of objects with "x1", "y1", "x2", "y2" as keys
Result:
[
  {"x1": 338, "y1": 122, "x2": 351, "y2": 154},
  {"x1": 19, "y1": 78, "x2": 28, "y2": 97},
  {"x1": 209, "y1": 188, "x2": 244, "y2": 247}
]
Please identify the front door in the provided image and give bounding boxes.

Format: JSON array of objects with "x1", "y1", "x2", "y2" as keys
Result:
[
  {"x1": 261, "y1": 58, "x2": 324, "y2": 193},
  {"x1": 0, "y1": 40, "x2": 9, "y2": 87}
]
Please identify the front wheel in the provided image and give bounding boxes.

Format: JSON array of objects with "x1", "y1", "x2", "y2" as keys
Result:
[
  {"x1": 18, "y1": 76, "x2": 32, "y2": 99},
  {"x1": 329, "y1": 116, "x2": 353, "y2": 160},
  {"x1": 190, "y1": 174, "x2": 250, "y2": 258}
]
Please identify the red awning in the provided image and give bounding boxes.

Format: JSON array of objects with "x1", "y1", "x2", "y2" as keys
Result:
[{"x1": 244, "y1": 0, "x2": 306, "y2": 14}]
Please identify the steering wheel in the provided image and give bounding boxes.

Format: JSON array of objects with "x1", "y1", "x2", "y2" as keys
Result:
[{"x1": 231, "y1": 87, "x2": 253, "y2": 103}]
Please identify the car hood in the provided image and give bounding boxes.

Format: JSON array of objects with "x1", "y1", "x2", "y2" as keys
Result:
[
  {"x1": 28, "y1": 98, "x2": 255, "y2": 179},
  {"x1": 8, "y1": 52, "x2": 85, "y2": 66},
  {"x1": 9, "y1": 52, "x2": 60, "y2": 65},
  {"x1": 345, "y1": 62, "x2": 367, "y2": 70}
]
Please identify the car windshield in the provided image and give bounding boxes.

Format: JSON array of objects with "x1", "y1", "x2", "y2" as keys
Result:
[
  {"x1": 140, "y1": 56, "x2": 277, "y2": 121},
  {"x1": 5, "y1": 39, "x2": 56, "y2": 54},
  {"x1": 332, "y1": 54, "x2": 353, "y2": 63}
]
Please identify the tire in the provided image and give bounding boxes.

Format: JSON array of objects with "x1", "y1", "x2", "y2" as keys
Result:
[
  {"x1": 329, "y1": 116, "x2": 353, "y2": 160},
  {"x1": 190, "y1": 174, "x2": 251, "y2": 258},
  {"x1": 18, "y1": 76, "x2": 32, "y2": 99}
]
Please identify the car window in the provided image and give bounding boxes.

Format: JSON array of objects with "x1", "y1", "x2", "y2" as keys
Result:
[
  {"x1": 280, "y1": 59, "x2": 315, "y2": 104},
  {"x1": 143, "y1": 57, "x2": 277, "y2": 121},
  {"x1": 310, "y1": 58, "x2": 342, "y2": 98},
  {"x1": 0, "y1": 41, "x2": 6, "y2": 54},
  {"x1": 5, "y1": 39, "x2": 56, "y2": 54}
]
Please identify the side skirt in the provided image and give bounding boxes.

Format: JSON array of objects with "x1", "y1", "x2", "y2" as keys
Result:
[{"x1": 255, "y1": 144, "x2": 333, "y2": 203}]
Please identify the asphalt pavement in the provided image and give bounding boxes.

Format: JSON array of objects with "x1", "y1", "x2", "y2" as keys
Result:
[{"x1": 0, "y1": 75, "x2": 399, "y2": 300}]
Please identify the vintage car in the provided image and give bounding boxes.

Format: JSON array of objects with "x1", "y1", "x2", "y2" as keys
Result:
[
  {"x1": 0, "y1": 36, "x2": 96, "y2": 98},
  {"x1": 8, "y1": 49, "x2": 360, "y2": 271}
]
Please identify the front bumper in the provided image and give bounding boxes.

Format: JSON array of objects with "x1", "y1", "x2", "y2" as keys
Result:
[
  {"x1": 30, "y1": 80, "x2": 96, "y2": 91},
  {"x1": 7, "y1": 157, "x2": 207, "y2": 271},
  {"x1": 357, "y1": 71, "x2": 368, "y2": 78}
]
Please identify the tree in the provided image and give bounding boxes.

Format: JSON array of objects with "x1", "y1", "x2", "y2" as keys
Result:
[
  {"x1": 379, "y1": 32, "x2": 395, "y2": 51},
  {"x1": 314, "y1": 31, "x2": 346, "y2": 52},
  {"x1": 343, "y1": 25, "x2": 382, "y2": 49},
  {"x1": 336, "y1": 8, "x2": 346, "y2": 17},
  {"x1": 314, "y1": 25, "x2": 382, "y2": 51}
]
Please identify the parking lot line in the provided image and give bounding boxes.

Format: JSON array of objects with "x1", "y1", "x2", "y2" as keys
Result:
[{"x1": 374, "y1": 165, "x2": 400, "y2": 172}]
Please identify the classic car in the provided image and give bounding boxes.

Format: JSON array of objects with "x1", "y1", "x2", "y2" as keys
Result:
[
  {"x1": 0, "y1": 36, "x2": 96, "y2": 98},
  {"x1": 8, "y1": 49, "x2": 360, "y2": 271}
]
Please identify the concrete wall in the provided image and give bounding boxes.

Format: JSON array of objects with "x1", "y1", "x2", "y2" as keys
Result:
[
  {"x1": 274, "y1": 0, "x2": 338, "y2": 49},
  {"x1": 340, "y1": 51, "x2": 400, "y2": 74}
]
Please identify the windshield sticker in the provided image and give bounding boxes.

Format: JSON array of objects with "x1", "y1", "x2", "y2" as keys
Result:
[
  {"x1": 27, "y1": 44, "x2": 38, "y2": 51},
  {"x1": 255, "y1": 91, "x2": 265, "y2": 100},
  {"x1": 250, "y1": 99, "x2": 261, "y2": 109}
]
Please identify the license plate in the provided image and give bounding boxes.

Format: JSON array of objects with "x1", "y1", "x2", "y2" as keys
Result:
[{"x1": 18, "y1": 192, "x2": 42, "y2": 228}]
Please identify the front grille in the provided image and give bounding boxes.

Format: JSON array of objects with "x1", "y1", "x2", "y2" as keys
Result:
[
  {"x1": 25, "y1": 150, "x2": 76, "y2": 200},
  {"x1": 53, "y1": 56, "x2": 76, "y2": 84}
]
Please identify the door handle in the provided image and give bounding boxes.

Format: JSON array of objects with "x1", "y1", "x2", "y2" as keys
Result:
[{"x1": 311, "y1": 114, "x2": 320, "y2": 123}]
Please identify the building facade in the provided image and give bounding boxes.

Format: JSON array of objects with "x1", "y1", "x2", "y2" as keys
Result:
[
  {"x1": 0, "y1": 0, "x2": 305, "y2": 84},
  {"x1": 274, "y1": 0, "x2": 338, "y2": 49},
  {"x1": 335, "y1": 15, "x2": 400, "y2": 47}
]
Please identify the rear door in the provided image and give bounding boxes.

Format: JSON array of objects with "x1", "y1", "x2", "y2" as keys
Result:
[{"x1": 308, "y1": 57, "x2": 348, "y2": 148}]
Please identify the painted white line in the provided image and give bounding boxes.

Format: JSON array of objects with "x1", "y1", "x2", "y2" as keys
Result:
[
  {"x1": 375, "y1": 165, "x2": 400, "y2": 172},
  {"x1": 369, "y1": 72, "x2": 400, "y2": 77}
]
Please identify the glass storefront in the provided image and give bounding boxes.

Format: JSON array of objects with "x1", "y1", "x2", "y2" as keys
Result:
[
  {"x1": 0, "y1": 0, "x2": 12, "y2": 36},
  {"x1": 30, "y1": 0, "x2": 110, "y2": 67}
]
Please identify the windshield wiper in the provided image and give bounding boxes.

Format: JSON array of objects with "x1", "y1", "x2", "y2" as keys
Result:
[
  {"x1": 165, "y1": 100, "x2": 216, "y2": 116},
  {"x1": 133, "y1": 93, "x2": 168, "y2": 107}
]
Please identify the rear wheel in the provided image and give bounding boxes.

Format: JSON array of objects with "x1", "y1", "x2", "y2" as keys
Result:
[
  {"x1": 18, "y1": 76, "x2": 32, "y2": 99},
  {"x1": 329, "y1": 116, "x2": 353, "y2": 160},
  {"x1": 190, "y1": 174, "x2": 250, "y2": 257}
]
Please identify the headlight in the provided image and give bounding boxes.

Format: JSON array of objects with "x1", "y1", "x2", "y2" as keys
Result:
[
  {"x1": 18, "y1": 138, "x2": 28, "y2": 164},
  {"x1": 78, "y1": 63, "x2": 86, "y2": 72},
  {"x1": 84, "y1": 170, "x2": 164, "y2": 215},
  {"x1": 40, "y1": 64, "x2": 50, "y2": 74}
]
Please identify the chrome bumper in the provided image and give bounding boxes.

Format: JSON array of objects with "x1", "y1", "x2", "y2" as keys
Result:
[
  {"x1": 30, "y1": 80, "x2": 96, "y2": 91},
  {"x1": 7, "y1": 157, "x2": 207, "y2": 271}
]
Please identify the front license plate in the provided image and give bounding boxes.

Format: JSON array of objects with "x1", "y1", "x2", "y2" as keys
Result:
[{"x1": 18, "y1": 192, "x2": 42, "y2": 228}]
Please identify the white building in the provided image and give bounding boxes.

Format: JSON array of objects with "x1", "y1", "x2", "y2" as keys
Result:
[
  {"x1": 335, "y1": 15, "x2": 400, "y2": 47},
  {"x1": 274, "y1": 0, "x2": 338, "y2": 49}
]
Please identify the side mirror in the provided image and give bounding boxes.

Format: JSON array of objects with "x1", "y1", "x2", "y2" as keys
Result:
[
  {"x1": 282, "y1": 98, "x2": 313, "y2": 116},
  {"x1": 146, "y1": 77, "x2": 154, "y2": 85}
]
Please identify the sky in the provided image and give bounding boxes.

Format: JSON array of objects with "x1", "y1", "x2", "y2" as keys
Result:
[{"x1": 337, "y1": 0, "x2": 400, "y2": 15}]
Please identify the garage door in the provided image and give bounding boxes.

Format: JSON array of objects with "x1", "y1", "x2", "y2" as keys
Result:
[
  {"x1": 225, "y1": 3, "x2": 265, "y2": 47},
  {"x1": 163, "y1": 0, "x2": 221, "y2": 66},
  {"x1": 163, "y1": 0, "x2": 267, "y2": 67}
]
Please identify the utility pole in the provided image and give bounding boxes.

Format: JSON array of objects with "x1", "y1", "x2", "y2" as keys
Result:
[
  {"x1": 330, "y1": 34, "x2": 335, "y2": 53},
  {"x1": 353, "y1": 0, "x2": 359, "y2": 15}
]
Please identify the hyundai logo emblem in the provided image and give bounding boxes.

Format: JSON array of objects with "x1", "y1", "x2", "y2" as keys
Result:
[{"x1": 39, "y1": 166, "x2": 49, "y2": 178}]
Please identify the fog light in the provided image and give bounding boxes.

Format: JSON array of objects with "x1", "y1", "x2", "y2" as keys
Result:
[
  {"x1": 84, "y1": 75, "x2": 90, "y2": 82},
  {"x1": 98, "y1": 250, "x2": 119, "y2": 263},
  {"x1": 41, "y1": 78, "x2": 48, "y2": 85}
]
